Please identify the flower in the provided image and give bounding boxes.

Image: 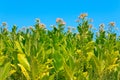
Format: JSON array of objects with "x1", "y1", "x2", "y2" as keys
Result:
[
  {"x1": 89, "y1": 24, "x2": 92, "y2": 28},
  {"x1": 36, "y1": 18, "x2": 40, "y2": 23},
  {"x1": 39, "y1": 23, "x2": 46, "y2": 29},
  {"x1": 99, "y1": 23, "x2": 105, "y2": 32},
  {"x1": 76, "y1": 19, "x2": 80, "y2": 23},
  {"x1": 99, "y1": 23, "x2": 105, "y2": 28},
  {"x1": 29, "y1": 26, "x2": 33, "y2": 29},
  {"x1": 78, "y1": 13, "x2": 88, "y2": 19},
  {"x1": 89, "y1": 18, "x2": 93, "y2": 22},
  {"x1": 56, "y1": 18, "x2": 66, "y2": 25},
  {"x1": 109, "y1": 22, "x2": 115, "y2": 27},
  {"x1": 29, "y1": 26, "x2": 33, "y2": 30},
  {"x1": 2, "y1": 22, "x2": 7, "y2": 26},
  {"x1": 67, "y1": 26, "x2": 72, "y2": 32},
  {"x1": 56, "y1": 18, "x2": 62, "y2": 23},
  {"x1": 3, "y1": 28, "x2": 7, "y2": 31},
  {"x1": 61, "y1": 21, "x2": 66, "y2": 25},
  {"x1": 72, "y1": 27, "x2": 76, "y2": 30},
  {"x1": 22, "y1": 27, "x2": 26, "y2": 31}
]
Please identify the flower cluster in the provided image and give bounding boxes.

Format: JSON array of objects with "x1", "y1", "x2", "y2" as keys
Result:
[
  {"x1": 78, "y1": 13, "x2": 88, "y2": 19},
  {"x1": 36, "y1": 18, "x2": 40, "y2": 23},
  {"x1": 39, "y1": 23, "x2": 46, "y2": 29},
  {"x1": 109, "y1": 22, "x2": 115, "y2": 27},
  {"x1": 89, "y1": 24, "x2": 92, "y2": 28},
  {"x1": 2, "y1": 22, "x2": 7, "y2": 26},
  {"x1": 99, "y1": 23, "x2": 105, "y2": 32},
  {"x1": 56, "y1": 18, "x2": 66, "y2": 26},
  {"x1": 99, "y1": 23, "x2": 105, "y2": 28}
]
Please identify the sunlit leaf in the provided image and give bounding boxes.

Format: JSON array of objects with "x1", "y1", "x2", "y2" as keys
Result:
[
  {"x1": 17, "y1": 53, "x2": 30, "y2": 71},
  {"x1": 0, "y1": 62, "x2": 11, "y2": 80},
  {"x1": 18, "y1": 64, "x2": 31, "y2": 80}
]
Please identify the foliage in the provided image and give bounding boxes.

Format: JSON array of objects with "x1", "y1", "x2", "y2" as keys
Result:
[{"x1": 0, "y1": 14, "x2": 120, "y2": 80}]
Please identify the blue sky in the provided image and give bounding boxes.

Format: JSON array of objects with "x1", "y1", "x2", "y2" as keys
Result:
[{"x1": 0, "y1": 0, "x2": 120, "y2": 31}]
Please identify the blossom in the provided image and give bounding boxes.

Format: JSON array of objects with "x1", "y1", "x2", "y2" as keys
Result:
[
  {"x1": 89, "y1": 24, "x2": 92, "y2": 28},
  {"x1": 78, "y1": 13, "x2": 88, "y2": 19},
  {"x1": 29, "y1": 26, "x2": 33, "y2": 30},
  {"x1": 99, "y1": 23, "x2": 105, "y2": 32},
  {"x1": 72, "y1": 27, "x2": 76, "y2": 30},
  {"x1": 36, "y1": 18, "x2": 40, "y2": 23},
  {"x1": 22, "y1": 27, "x2": 26, "y2": 31},
  {"x1": 39, "y1": 23, "x2": 46, "y2": 28},
  {"x1": 56, "y1": 18, "x2": 66, "y2": 25},
  {"x1": 89, "y1": 18, "x2": 93, "y2": 22},
  {"x1": 56, "y1": 18, "x2": 62, "y2": 23},
  {"x1": 99, "y1": 23, "x2": 105, "y2": 28},
  {"x1": 76, "y1": 19, "x2": 80, "y2": 23},
  {"x1": 109, "y1": 22, "x2": 115, "y2": 27},
  {"x1": 67, "y1": 26, "x2": 72, "y2": 32},
  {"x1": 2, "y1": 22, "x2": 7, "y2": 26},
  {"x1": 3, "y1": 28, "x2": 7, "y2": 31},
  {"x1": 61, "y1": 21, "x2": 66, "y2": 25},
  {"x1": 29, "y1": 26, "x2": 33, "y2": 29}
]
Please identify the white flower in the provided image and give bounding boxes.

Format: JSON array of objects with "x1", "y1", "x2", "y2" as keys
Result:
[
  {"x1": 61, "y1": 21, "x2": 66, "y2": 25},
  {"x1": 36, "y1": 18, "x2": 40, "y2": 23},
  {"x1": 56, "y1": 18, "x2": 66, "y2": 25},
  {"x1": 89, "y1": 18, "x2": 93, "y2": 22},
  {"x1": 76, "y1": 19, "x2": 80, "y2": 22},
  {"x1": 2, "y1": 22, "x2": 7, "y2": 26},
  {"x1": 56, "y1": 18, "x2": 62, "y2": 23},
  {"x1": 39, "y1": 23, "x2": 46, "y2": 28},
  {"x1": 99, "y1": 23, "x2": 105, "y2": 28},
  {"x1": 89, "y1": 24, "x2": 92, "y2": 28},
  {"x1": 109, "y1": 22, "x2": 115, "y2": 27},
  {"x1": 78, "y1": 13, "x2": 88, "y2": 19}
]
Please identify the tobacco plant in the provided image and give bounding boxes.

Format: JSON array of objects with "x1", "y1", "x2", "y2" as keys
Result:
[{"x1": 0, "y1": 14, "x2": 120, "y2": 80}]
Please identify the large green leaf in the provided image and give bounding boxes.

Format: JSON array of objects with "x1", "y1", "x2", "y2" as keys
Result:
[
  {"x1": 53, "y1": 52, "x2": 63, "y2": 71},
  {"x1": 63, "y1": 62, "x2": 74, "y2": 80},
  {"x1": 0, "y1": 62, "x2": 11, "y2": 80},
  {"x1": 18, "y1": 64, "x2": 30, "y2": 80},
  {"x1": 17, "y1": 53, "x2": 30, "y2": 71}
]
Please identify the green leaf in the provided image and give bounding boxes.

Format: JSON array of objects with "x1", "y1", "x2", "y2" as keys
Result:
[
  {"x1": 53, "y1": 53, "x2": 63, "y2": 71},
  {"x1": 17, "y1": 53, "x2": 30, "y2": 71},
  {"x1": 63, "y1": 62, "x2": 74, "y2": 80},
  {"x1": 0, "y1": 62, "x2": 11, "y2": 80},
  {"x1": 49, "y1": 74, "x2": 55, "y2": 80},
  {"x1": 15, "y1": 41, "x2": 24, "y2": 53},
  {"x1": 9, "y1": 69, "x2": 16, "y2": 76},
  {"x1": 0, "y1": 56, "x2": 7, "y2": 66},
  {"x1": 18, "y1": 64, "x2": 31, "y2": 80},
  {"x1": 30, "y1": 57, "x2": 40, "y2": 80}
]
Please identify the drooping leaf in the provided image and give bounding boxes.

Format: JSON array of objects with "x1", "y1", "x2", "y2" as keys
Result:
[
  {"x1": 17, "y1": 53, "x2": 30, "y2": 71},
  {"x1": 18, "y1": 64, "x2": 31, "y2": 80},
  {"x1": 0, "y1": 62, "x2": 11, "y2": 80},
  {"x1": 53, "y1": 52, "x2": 63, "y2": 71},
  {"x1": 63, "y1": 62, "x2": 74, "y2": 80}
]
